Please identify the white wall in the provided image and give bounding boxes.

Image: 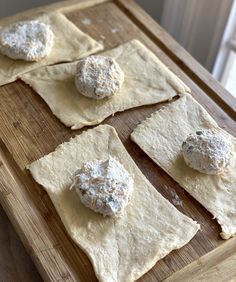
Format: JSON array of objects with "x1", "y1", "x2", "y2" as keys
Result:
[{"x1": 159, "y1": 0, "x2": 233, "y2": 71}]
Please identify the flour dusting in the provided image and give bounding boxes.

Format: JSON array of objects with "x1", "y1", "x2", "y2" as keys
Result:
[
  {"x1": 70, "y1": 156, "x2": 133, "y2": 216},
  {"x1": 0, "y1": 20, "x2": 54, "y2": 61},
  {"x1": 163, "y1": 185, "x2": 183, "y2": 207},
  {"x1": 75, "y1": 55, "x2": 124, "y2": 99},
  {"x1": 81, "y1": 18, "x2": 92, "y2": 25},
  {"x1": 111, "y1": 27, "x2": 120, "y2": 33}
]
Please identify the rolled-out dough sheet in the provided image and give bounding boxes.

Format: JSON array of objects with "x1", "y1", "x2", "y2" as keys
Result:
[
  {"x1": 29, "y1": 125, "x2": 199, "y2": 282},
  {"x1": 21, "y1": 39, "x2": 190, "y2": 130},
  {"x1": 131, "y1": 94, "x2": 236, "y2": 240},
  {"x1": 0, "y1": 12, "x2": 103, "y2": 86}
]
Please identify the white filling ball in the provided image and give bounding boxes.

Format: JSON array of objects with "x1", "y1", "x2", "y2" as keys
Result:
[
  {"x1": 0, "y1": 20, "x2": 54, "y2": 61},
  {"x1": 70, "y1": 156, "x2": 133, "y2": 217},
  {"x1": 75, "y1": 56, "x2": 124, "y2": 99},
  {"x1": 182, "y1": 129, "x2": 233, "y2": 175}
]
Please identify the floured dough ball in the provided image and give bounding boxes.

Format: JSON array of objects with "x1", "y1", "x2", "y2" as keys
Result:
[
  {"x1": 75, "y1": 56, "x2": 124, "y2": 99},
  {"x1": 182, "y1": 129, "x2": 233, "y2": 175},
  {"x1": 0, "y1": 20, "x2": 54, "y2": 61},
  {"x1": 70, "y1": 156, "x2": 133, "y2": 216}
]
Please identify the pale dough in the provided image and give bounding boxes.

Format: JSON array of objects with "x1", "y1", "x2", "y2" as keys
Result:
[
  {"x1": 21, "y1": 39, "x2": 190, "y2": 130},
  {"x1": 131, "y1": 94, "x2": 236, "y2": 239},
  {"x1": 0, "y1": 12, "x2": 103, "y2": 86},
  {"x1": 29, "y1": 125, "x2": 199, "y2": 282}
]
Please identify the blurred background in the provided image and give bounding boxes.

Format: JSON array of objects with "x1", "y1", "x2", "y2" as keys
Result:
[{"x1": 0, "y1": 0, "x2": 236, "y2": 96}]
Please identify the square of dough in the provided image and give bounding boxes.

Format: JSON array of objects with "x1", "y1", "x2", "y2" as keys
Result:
[
  {"x1": 21, "y1": 39, "x2": 190, "y2": 130},
  {"x1": 131, "y1": 94, "x2": 236, "y2": 240},
  {"x1": 0, "y1": 12, "x2": 103, "y2": 86},
  {"x1": 29, "y1": 124, "x2": 199, "y2": 282}
]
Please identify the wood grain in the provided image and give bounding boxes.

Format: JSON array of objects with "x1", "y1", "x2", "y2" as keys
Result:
[
  {"x1": 0, "y1": 0, "x2": 235, "y2": 281},
  {"x1": 115, "y1": 0, "x2": 236, "y2": 120},
  {"x1": 0, "y1": 143, "x2": 94, "y2": 282},
  {"x1": 165, "y1": 237, "x2": 236, "y2": 282},
  {"x1": 0, "y1": 0, "x2": 109, "y2": 26},
  {"x1": 0, "y1": 205, "x2": 42, "y2": 282}
]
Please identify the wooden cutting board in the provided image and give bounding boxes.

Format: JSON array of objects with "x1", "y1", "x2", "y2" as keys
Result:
[{"x1": 0, "y1": 0, "x2": 236, "y2": 281}]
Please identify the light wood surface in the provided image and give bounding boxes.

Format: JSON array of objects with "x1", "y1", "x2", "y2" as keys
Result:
[
  {"x1": 116, "y1": 0, "x2": 236, "y2": 119},
  {"x1": 165, "y1": 236, "x2": 236, "y2": 282},
  {"x1": 0, "y1": 0, "x2": 109, "y2": 26},
  {"x1": 0, "y1": 0, "x2": 235, "y2": 281}
]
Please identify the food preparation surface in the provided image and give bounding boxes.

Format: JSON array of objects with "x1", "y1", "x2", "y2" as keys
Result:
[{"x1": 0, "y1": 0, "x2": 235, "y2": 281}]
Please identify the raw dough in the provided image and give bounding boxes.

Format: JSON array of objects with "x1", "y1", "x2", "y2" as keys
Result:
[
  {"x1": 182, "y1": 129, "x2": 233, "y2": 175},
  {"x1": 21, "y1": 39, "x2": 190, "y2": 130},
  {"x1": 75, "y1": 56, "x2": 124, "y2": 99},
  {"x1": 131, "y1": 94, "x2": 236, "y2": 239},
  {"x1": 0, "y1": 20, "x2": 54, "y2": 61},
  {"x1": 70, "y1": 156, "x2": 134, "y2": 217},
  {"x1": 0, "y1": 12, "x2": 103, "y2": 86},
  {"x1": 29, "y1": 125, "x2": 199, "y2": 282}
]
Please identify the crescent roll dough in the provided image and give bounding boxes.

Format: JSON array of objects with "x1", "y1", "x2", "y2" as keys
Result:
[
  {"x1": 29, "y1": 125, "x2": 199, "y2": 282},
  {"x1": 0, "y1": 12, "x2": 103, "y2": 86},
  {"x1": 131, "y1": 94, "x2": 236, "y2": 240},
  {"x1": 21, "y1": 39, "x2": 190, "y2": 129}
]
